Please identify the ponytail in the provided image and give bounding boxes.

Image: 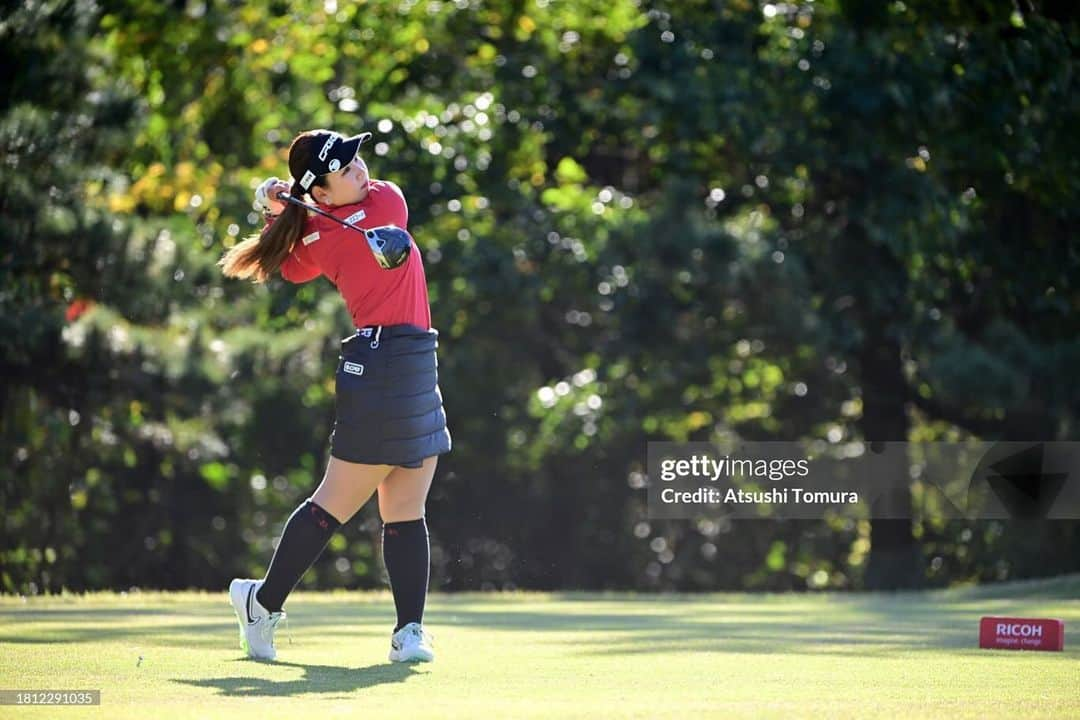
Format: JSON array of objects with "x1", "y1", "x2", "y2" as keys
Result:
[
  {"x1": 218, "y1": 181, "x2": 309, "y2": 282},
  {"x1": 220, "y1": 131, "x2": 329, "y2": 282}
]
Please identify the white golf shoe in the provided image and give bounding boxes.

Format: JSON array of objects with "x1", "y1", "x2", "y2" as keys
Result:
[
  {"x1": 228, "y1": 578, "x2": 284, "y2": 660},
  {"x1": 388, "y1": 622, "x2": 435, "y2": 663}
]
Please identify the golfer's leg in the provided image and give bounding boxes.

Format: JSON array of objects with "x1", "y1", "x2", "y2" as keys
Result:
[
  {"x1": 378, "y1": 456, "x2": 438, "y2": 630},
  {"x1": 312, "y1": 456, "x2": 395, "y2": 523},
  {"x1": 257, "y1": 457, "x2": 392, "y2": 612},
  {"x1": 378, "y1": 455, "x2": 437, "y2": 522}
]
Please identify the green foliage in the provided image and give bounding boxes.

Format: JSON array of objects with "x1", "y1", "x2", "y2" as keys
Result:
[{"x1": 2, "y1": 0, "x2": 1078, "y2": 594}]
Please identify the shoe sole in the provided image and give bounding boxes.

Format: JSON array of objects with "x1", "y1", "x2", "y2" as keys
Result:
[
  {"x1": 228, "y1": 580, "x2": 252, "y2": 656},
  {"x1": 229, "y1": 580, "x2": 276, "y2": 660},
  {"x1": 388, "y1": 649, "x2": 435, "y2": 663}
]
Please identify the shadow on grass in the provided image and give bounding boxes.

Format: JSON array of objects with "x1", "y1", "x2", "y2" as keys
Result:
[
  {"x1": 428, "y1": 594, "x2": 1079, "y2": 658},
  {"x1": 0, "y1": 600, "x2": 393, "y2": 646},
  {"x1": 173, "y1": 660, "x2": 420, "y2": 697},
  {"x1": 0, "y1": 601, "x2": 1062, "y2": 659},
  {"x1": 2, "y1": 578, "x2": 1076, "y2": 660}
]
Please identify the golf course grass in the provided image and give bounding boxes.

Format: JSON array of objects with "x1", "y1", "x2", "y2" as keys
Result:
[{"x1": 1, "y1": 575, "x2": 1077, "y2": 719}]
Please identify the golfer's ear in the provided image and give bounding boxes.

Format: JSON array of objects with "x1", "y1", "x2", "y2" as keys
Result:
[{"x1": 311, "y1": 185, "x2": 328, "y2": 205}]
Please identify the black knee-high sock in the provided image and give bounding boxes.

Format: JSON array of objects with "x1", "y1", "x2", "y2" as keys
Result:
[
  {"x1": 256, "y1": 500, "x2": 341, "y2": 612},
  {"x1": 382, "y1": 518, "x2": 430, "y2": 631}
]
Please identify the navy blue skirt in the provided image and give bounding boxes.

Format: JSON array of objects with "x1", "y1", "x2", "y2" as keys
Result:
[{"x1": 329, "y1": 324, "x2": 451, "y2": 468}]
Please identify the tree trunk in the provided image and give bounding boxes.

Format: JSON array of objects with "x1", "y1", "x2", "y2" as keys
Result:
[{"x1": 860, "y1": 319, "x2": 922, "y2": 590}]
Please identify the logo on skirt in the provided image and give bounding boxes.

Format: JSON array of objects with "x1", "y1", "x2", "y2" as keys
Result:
[{"x1": 343, "y1": 362, "x2": 364, "y2": 376}]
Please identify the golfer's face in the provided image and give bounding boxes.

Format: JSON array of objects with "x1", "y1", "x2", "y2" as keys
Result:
[{"x1": 326, "y1": 155, "x2": 370, "y2": 203}]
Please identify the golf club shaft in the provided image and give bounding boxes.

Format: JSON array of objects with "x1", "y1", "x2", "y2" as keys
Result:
[{"x1": 278, "y1": 193, "x2": 365, "y2": 234}]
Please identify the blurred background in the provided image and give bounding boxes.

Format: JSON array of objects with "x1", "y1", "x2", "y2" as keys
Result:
[{"x1": 2, "y1": 0, "x2": 1078, "y2": 595}]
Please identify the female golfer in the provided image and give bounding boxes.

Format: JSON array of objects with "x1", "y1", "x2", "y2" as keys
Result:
[{"x1": 218, "y1": 128, "x2": 450, "y2": 663}]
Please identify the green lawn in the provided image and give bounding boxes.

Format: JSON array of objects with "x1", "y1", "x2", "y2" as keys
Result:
[{"x1": 0, "y1": 576, "x2": 1077, "y2": 719}]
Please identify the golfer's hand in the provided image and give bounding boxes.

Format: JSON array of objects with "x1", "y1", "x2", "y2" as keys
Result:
[{"x1": 254, "y1": 177, "x2": 291, "y2": 216}]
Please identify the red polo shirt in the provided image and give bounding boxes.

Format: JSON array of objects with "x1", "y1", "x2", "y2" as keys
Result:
[{"x1": 278, "y1": 180, "x2": 431, "y2": 329}]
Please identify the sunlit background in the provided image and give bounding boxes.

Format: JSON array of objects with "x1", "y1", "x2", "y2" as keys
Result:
[{"x1": 3, "y1": 0, "x2": 1078, "y2": 595}]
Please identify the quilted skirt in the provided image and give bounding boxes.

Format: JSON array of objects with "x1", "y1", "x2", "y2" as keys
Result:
[{"x1": 329, "y1": 324, "x2": 451, "y2": 468}]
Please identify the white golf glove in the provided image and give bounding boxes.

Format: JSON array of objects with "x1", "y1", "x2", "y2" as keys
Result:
[{"x1": 253, "y1": 176, "x2": 288, "y2": 216}]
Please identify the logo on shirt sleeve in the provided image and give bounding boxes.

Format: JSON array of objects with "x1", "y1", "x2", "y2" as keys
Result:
[
  {"x1": 344, "y1": 210, "x2": 367, "y2": 225},
  {"x1": 302, "y1": 231, "x2": 320, "y2": 246}
]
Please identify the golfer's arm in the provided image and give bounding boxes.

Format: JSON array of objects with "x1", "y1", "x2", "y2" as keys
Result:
[{"x1": 280, "y1": 247, "x2": 321, "y2": 283}]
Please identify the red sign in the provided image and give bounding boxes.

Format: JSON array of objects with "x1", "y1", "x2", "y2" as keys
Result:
[{"x1": 979, "y1": 617, "x2": 1064, "y2": 651}]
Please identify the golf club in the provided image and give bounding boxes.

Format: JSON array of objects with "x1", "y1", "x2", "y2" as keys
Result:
[{"x1": 277, "y1": 192, "x2": 412, "y2": 269}]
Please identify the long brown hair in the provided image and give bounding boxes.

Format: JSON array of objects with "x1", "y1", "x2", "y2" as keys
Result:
[{"x1": 218, "y1": 131, "x2": 328, "y2": 282}]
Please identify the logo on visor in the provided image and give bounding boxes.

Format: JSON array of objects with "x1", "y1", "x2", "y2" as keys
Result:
[
  {"x1": 328, "y1": 158, "x2": 341, "y2": 173},
  {"x1": 319, "y1": 136, "x2": 336, "y2": 161},
  {"x1": 343, "y1": 361, "x2": 364, "y2": 376}
]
